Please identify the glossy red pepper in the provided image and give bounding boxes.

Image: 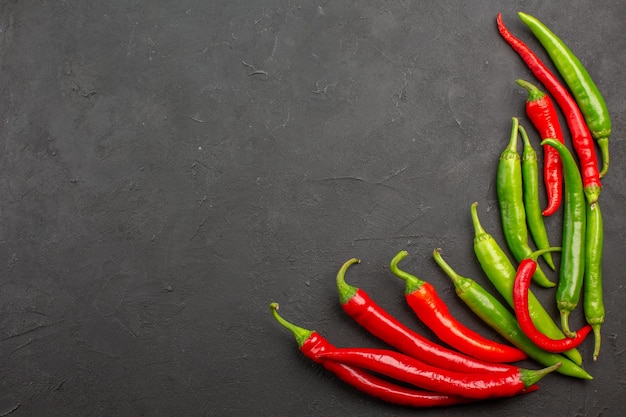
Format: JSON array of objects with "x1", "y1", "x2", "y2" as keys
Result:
[
  {"x1": 390, "y1": 250, "x2": 527, "y2": 363},
  {"x1": 270, "y1": 303, "x2": 470, "y2": 407},
  {"x1": 336, "y1": 258, "x2": 517, "y2": 373},
  {"x1": 513, "y1": 253, "x2": 593, "y2": 353},
  {"x1": 497, "y1": 13, "x2": 602, "y2": 204},
  {"x1": 516, "y1": 78, "x2": 565, "y2": 216},
  {"x1": 318, "y1": 348, "x2": 558, "y2": 400}
]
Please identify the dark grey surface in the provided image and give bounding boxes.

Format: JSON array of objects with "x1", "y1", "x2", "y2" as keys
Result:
[{"x1": 0, "y1": 1, "x2": 624, "y2": 416}]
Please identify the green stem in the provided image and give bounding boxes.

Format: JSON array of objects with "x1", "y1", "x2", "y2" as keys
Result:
[
  {"x1": 598, "y1": 138, "x2": 609, "y2": 177},
  {"x1": 336, "y1": 258, "x2": 360, "y2": 305},
  {"x1": 560, "y1": 310, "x2": 574, "y2": 338},
  {"x1": 470, "y1": 202, "x2": 488, "y2": 240},
  {"x1": 432, "y1": 248, "x2": 473, "y2": 295},
  {"x1": 592, "y1": 325, "x2": 602, "y2": 361},
  {"x1": 505, "y1": 117, "x2": 520, "y2": 154},
  {"x1": 528, "y1": 247, "x2": 561, "y2": 261},
  {"x1": 520, "y1": 362, "x2": 561, "y2": 387},
  {"x1": 270, "y1": 302, "x2": 313, "y2": 347},
  {"x1": 516, "y1": 78, "x2": 546, "y2": 101},
  {"x1": 389, "y1": 250, "x2": 425, "y2": 294}
]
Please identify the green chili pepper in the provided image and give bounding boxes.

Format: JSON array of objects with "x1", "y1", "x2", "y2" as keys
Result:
[
  {"x1": 541, "y1": 139, "x2": 586, "y2": 338},
  {"x1": 519, "y1": 124, "x2": 555, "y2": 270},
  {"x1": 470, "y1": 202, "x2": 583, "y2": 366},
  {"x1": 518, "y1": 12, "x2": 611, "y2": 177},
  {"x1": 432, "y1": 248, "x2": 592, "y2": 380},
  {"x1": 584, "y1": 201, "x2": 604, "y2": 361},
  {"x1": 497, "y1": 117, "x2": 554, "y2": 288}
]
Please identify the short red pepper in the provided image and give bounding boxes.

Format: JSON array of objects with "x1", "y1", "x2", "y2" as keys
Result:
[
  {"x1": 516, "y1": 78, "x2": 565, "y2": 216},
  {"x1": 390, "y1": 250, "x2": 527, "y2": 363}
]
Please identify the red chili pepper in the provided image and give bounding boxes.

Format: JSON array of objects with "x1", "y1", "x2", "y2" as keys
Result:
[
  {"x1": 497, "y1": 13, "x2": 602, "y2": 204},
  {"x1": 336, "y1": 258, "x2": 517, "y2": 373},
  {"x1": 318, "y1": 348, "x2": 559, "y2": 400},
  {"x1": 269, "y1": 303, "x2": 471, "y2": 407},
  {"x1": 390, "y1": 250, "x2": 527, "y2": 363},
  {"x1": 516, "y1": 79, "x2": 565, "y2": 216},
  {"x1": 513, "y1": 253, "x2": 593, "y2": 353}
]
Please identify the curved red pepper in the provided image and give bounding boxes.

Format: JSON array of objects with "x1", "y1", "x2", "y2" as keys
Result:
[
  {"x1": 337, "y1": 258, "x2": 517, "y2": 373},
  {"x1": 497, "y1": 13, "x2": 602, "y2": 204},
  {"x1": 513, "y1": 258, "x2": 592, "y2": 352}
]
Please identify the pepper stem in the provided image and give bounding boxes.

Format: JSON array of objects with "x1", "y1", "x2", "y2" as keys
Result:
[
  {"x1": 516, "y1": 78, "x2": 546, "y2": 102},
  {"x1": 270, "y1": 302, "x2": 313, "y2": 348},
  {"x1": 598, "y1": 138, "x2": 609, "y2": 178},
  {"x1": 470, "y1": 202, "x2": 488, "y2": 239},
  {"x1": 336, "y1": 258, "x2": 360, "y2": 305},
  {"x1": 560, "y1": 310, "x2": 576, "y2": 338},
  {"x1": 506, "y1": 117, "x2": 520, "y2": 153},
  {"x1": 519, "y1": 362, "x2": 562, "y2": 387},
  {"x1": 432, "y1": 248, "x2": 472, "y2": 294},
  {"x1": 592, "y1": 324, "x2": 602, "y2": 361},
  {"x1": 518, "y1": 124, "x2": 534, "y2": 152},
  {"x1": 389, "y1": 250, "x2": 425, "y2": 294},
  {"x1": 528, "y1": 246, "x2": 561, "y2": 261}
]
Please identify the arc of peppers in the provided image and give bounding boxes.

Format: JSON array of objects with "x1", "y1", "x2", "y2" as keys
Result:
[{"x1": 270, "y1": 12, "x2": 611, "y2": 408}]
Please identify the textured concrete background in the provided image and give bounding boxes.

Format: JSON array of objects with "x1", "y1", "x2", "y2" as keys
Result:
[{"x1": 0, "y1": 1, "x2": 624, "y2": 416}]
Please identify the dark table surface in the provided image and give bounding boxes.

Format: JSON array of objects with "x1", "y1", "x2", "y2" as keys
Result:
[{"x1": 0, "y1": 1, "x2": 625, "y2": 416}]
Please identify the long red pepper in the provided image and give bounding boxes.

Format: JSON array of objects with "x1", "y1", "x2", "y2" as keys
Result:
[
  {"x1": 513, "y1": 253, "x2": 593, "y2": 353},
  {"x1": 270, "y1": 303, "x2": 471, "y2": 407},
  {"x1": 389, "y1": 250, "x2": 527, "y2": 363},
  {"x1": 497, "y1": 13, "x2": 602, "y2": 204},
  {"x1": 319, "y1": 348, "x2": 559, "y2": 400},
  {"x1": 336, "y1": 258, "x2": 517, "y2": 373},
  {"x1": 516, "y1": 78, "x2": 565, "y2": 216}
]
